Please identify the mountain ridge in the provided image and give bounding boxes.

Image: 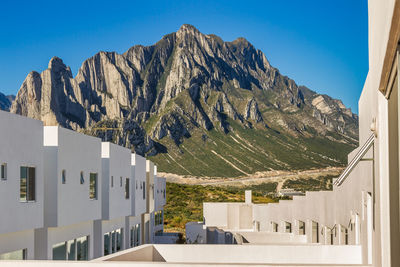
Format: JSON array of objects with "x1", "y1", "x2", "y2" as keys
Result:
[
  {"x1": 10, "y1": 24, "x2": 358, "y2": 176},
  {"x1": 0, "y1": 92, "x2": 15, "y2": 111}
]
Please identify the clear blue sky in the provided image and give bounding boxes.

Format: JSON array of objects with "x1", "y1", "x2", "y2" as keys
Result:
[{"x1": 0, "y1": 0, "x2": 368, "y2": 113}]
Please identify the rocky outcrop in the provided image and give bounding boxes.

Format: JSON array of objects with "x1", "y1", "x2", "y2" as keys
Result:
[
  {"x1": 244, "y1": 98, "x2": 263, "y2": 123},
  {"x1": 0, "y1": 92, "x2": 14, "y2": 111},
  {"x1": 11, "y1": 24, "x2": 358, "y2": 158}
]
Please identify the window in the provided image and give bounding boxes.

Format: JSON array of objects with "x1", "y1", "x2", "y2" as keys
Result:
[
  {"x1": 80, "y1": 171, "x2": 84, "y2": 184},
  {"x1": 90, "y1": 173, "x2": 98, "y2": 200},
  {"x1": 104, "y1": 228, "x2": 123, "y2": 256},
  {"x1": 1, "y1": 163, "x2": 7, "y2": 180},
  {"x1": 125, "y1": 178, "x2": 130, "y2": 199},
  {"x1": 111, "y1": 176, "x2": 114, "y2": 187},
  {"x1": 163, "y1": 189, "x2": 166, "y2": 199},
  {"x1": 76, "y1": 236, "x2": 88, "y2": 260},
  {"x1": 53, "y1": 241, "x2": 66, "y2": 260},
  {"x1": 0, "y1": 249, "x2": 26, "y2": 260},
  {"x1": 20, "y1": 166, "x2": 35, "y2": 202},
  {"x1": 298, "y1": 221, "x2": 305, "y2": 235},
  {"x1": 341, "y1": 226, "x2": 349, "y2": 245},
  {"x1": 312, "y1": 221, "x2": 319, "y2": 243},
  {"x1": 67, "y1": 239, "x2": 76, "y2": 260},
  {"x1": 285, "y1": 222, "x2": 292, "y2": 233},
  {"x1": 271, "y1": 222, "x2": 278, "y2": 232},
  {"x1": 62, "y1": 170, "x2": 66, "y2": 184},
  {"x1": 130, "y1": 224, "x2": 140, "y2": 247},
  {"x1": 136, "y1": 180, "x2": 138, "y2": 189},
  {"x1": 120, "y1": 176, "x2": 122, "y2": 187},
  {"x1": 155, "y1": 211, "x2": 163, "y2": 226},
  {"x1": 103, "y1": 233, "x2": 110, "y2": 256},
  {"x1": 143, "y1": 181, "x2": 146, "y2": 199},
  {"x1": 116, "y1": 229, "x2": 123, "y2": 251},
  {"x1": 53, "y1": 236, "x2": 88, "y2": 261}
]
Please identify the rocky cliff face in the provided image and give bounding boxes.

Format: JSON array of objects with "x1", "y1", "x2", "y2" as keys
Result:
[
  {"x1": 0, "y1": 92, "x2": 15, "y2": 111},
  {"x1": 11, "y1": 24, "x2": 359, "y2": 176}
]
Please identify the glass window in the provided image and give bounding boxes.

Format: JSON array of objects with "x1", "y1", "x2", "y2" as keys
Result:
[
  {"x1": 62, "y1": 170, "x2": 66, "y2": 184},
  {"x1": 76, "y1": 236, "x2": 88, "y2": 261},
  {"x1": 130, "y1": 227, "x2": 134, "y2": 248},
  {"x1": 80, "y1": 171, "x2": 84, "y2": 184},
  {"x1": 1, "y1": 163, "x2": 7, "y2": 180},
  {"x1": 0, "y1": 249, "x2": 26, "y2": 260},
  {"x1": 136, "y1": 180, "x2": 138, "y2": 189},
  {"x1": 104, "y1": 233, "x2": 110, "y2": 256},
  {"x1": 341, "y1": 226, "x2": 349, "y2": 245},
  {"x1": 111, "y1": 176, "x2": 114, "y2": 187},
  {"x1": 67, "y1": 239, "x2": 76, "y2": 261},
  {"x1": 143, "y1": 182, "x2": 146, "y2": 199},
  {"x1": 120, "y1": 176, "x2": 122, "y2": 187},
  {"x1": 312, "y1": 221, "x2": 319, "y2": 243},
  {"x1": 116, "y1": 228, "x2": 123, "y2": 252},
  {"x1": 111, "y1": 231, "x2": 116, "y2": 254},
  {"x1": 136, "y1": 224, "x2": 140, "y2": 246},
  {"x1": 285, "y1": 222, "x2": 292, "y2": 233},
  {"x1": 20, "y1": 167, "x2": 27, "y2": 201},
  {"x1": 299, "y1": 221, "x2": 306, "y2": 235},
  {"x1": 90, "y1": 173, "x2": 97, "y2": 200},
  {"x1": 125, "y1": 178, "x2": 130, "y2": 199},
  {"x1": 271, "y1": 222, "x2": 278, "y2": 232},
  {"x1": 20, "y1": 166, "x2": 35, "y2": 202},
  {"x1": 53, "y1": 242, "x2": 66, "y2": 260}
]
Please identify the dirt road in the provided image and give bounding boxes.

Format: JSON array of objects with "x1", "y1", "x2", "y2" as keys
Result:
[{"x1": 158, "y1": 167, "x2": 343, "y2": 188}]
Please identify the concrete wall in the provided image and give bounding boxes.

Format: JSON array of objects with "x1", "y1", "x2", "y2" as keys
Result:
[
  {"x1": 43, "y1": 127, "x2": 102, "y2": 227},
  {"x1": 146, "y1": 160, "x2": 155, "y2": 214},
  {"x1": 153, "y1": 244, "x2": 362, "y2": 265},
  {"x1": 35, "y1": 221, "x2": 93, "y2": 260},
  {"x1": 186, "y1": 222, "x2": 206, "y2": 244},
  {"x1": 125, "y1": 215, "x2": 142, "y2": 249},
  {"x1": 101, "y1": 142, "x2": 131, "y2": 220},
  {"x1": 131, "y1": 154, "x2": 147, "y2": 217},
  {"x1": 0, "y1": 230, "x2": 35, "y2": 260},
  {"x1": 155, "y1": 177, "x2": 166, "y2": 212},
  {"x1": 0, "y1": 111, "x2": 44, "y2": 235}
]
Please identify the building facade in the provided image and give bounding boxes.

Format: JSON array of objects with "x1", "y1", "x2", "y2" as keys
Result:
[{"x1": 0, "y1": 113, "x2": 166, "y2": 261}]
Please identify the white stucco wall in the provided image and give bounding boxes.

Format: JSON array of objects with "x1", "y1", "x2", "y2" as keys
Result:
[
  {"x1": 0, "y1": 230, "x2": 35, "y2": 260},
  {"x1": 131, "y1": 154, "x2": 147, "y2": 217},
  {"x1": 0, "y1": 111, "x2": 44, "y2": 235},
  {"x1": 43, "y1": 127, "x2": 102, "y2": 227},
  {"x1": 101, "y1": 142, "x2": 131, "y2": 220}
]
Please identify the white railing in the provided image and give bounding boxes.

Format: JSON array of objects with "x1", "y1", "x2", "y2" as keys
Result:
[{"x1": 334, "y1": 134, "x2": 375, "y2": 186}]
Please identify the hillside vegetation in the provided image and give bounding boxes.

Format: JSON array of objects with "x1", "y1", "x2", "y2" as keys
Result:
[{"x1": 164, "y1": 182, "x2": 277, "y2": 233}]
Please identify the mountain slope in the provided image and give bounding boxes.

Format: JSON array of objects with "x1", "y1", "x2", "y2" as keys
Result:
[
  {"x1": 11, "y1": 24, "x2": 358, "y2": 177},
  {"x1": 0, "y1": 92, "x2": 15, "y2": 111}
]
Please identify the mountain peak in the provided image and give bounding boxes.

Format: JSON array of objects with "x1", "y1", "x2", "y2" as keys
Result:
[
  {"x1": 177, "y1": 24, "x2": 200, "y2": 36},
  {"x1": 11, "y1": 26, "x2": 358, "y2": 175},
  {"x1": 48, "y1": 56, "x2": 65, "y2": 69}
]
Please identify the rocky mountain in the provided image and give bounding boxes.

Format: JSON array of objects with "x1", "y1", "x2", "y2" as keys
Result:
[
  {"x1": 0, "y1": 92, "x2": 15, "y2": 111},
  {"x1": 11, "y1": 24, "x2": 358, "y2": 177}
]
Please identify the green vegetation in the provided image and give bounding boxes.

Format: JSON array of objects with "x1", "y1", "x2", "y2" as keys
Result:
[
  {"x1": 282, "y1": 175, "x2": 335, "y2": 192},
  {"x1": 149, "y1": 118, "x2": 355, "y2": 177},
  {"x1": 164, "y1": 182, "x2": 277, "y2": 233}
]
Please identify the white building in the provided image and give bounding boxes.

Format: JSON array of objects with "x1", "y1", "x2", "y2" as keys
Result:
[
  {"x1": 34, "y1": 126, "x2": 102, "y2": 260},
  {"x1": 98, "y1": 0, "x2": 400, "y2": 266},
  {"x1": 3, "y1": 0, "x2": 400, "y2": 265},
  {"x1": 93, "y1": 142, "x2": 135, "y2": 258},
  {"x1": 0, "y1": 111, "x2": 44, "y2": 260},
  {"x1": 0, "y1": 112, "x2": 166, "y2": 262}
]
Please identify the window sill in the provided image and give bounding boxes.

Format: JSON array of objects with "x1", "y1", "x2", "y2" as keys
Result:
[{"x1": 20, "y1": 200, "x2": 36, "y2": 203}]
